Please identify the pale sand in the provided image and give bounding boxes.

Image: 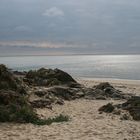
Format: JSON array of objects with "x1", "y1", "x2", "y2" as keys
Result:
[{"x1": 0, "y1": 78, "x2": 140, "y2": 140}]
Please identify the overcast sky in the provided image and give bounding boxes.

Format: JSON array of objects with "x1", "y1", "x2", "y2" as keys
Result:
[{"x1": 0, "y1": 0, "x2": 140, "y2": 55}]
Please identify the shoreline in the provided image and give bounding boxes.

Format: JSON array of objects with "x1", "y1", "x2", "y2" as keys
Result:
[{"x1": 77, "y1": 77, "x2": 140, "y2": 85}]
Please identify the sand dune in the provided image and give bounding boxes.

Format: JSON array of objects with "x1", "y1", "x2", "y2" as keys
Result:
[{"x1": 0, "y1": 79, "x2": 140, "y2": 140}]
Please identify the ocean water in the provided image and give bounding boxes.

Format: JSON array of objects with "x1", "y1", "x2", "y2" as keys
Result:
[{"x1": 0, "y1": 55, "x2": 140, "y2": 80}]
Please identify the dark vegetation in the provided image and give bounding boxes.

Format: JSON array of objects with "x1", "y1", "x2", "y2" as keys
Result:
[
  {"x1": 0, "y1": 64, "x2": 69, "y2": 125},
  {"x1": 33, "y1": 114, "x2": 70, "y2": 125}
]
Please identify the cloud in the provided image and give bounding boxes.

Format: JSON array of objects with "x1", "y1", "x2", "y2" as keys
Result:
[
  {"x1": 42, "y1": 7, "x2": 64, "y2": 17},
  {"x1": 14, "y1": 25, "x2": 31, "y2": 32},
  {"x1": 0, "y1": 41, "x2": 59, "y2": 48},
  {"x1": 0, "y1": 40, "x2": 84, "y2": 49}
]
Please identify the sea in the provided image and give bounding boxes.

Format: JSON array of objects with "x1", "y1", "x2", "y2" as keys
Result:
[{"x1": 0, "y1": 55, "x2": 140, "y2": 80}]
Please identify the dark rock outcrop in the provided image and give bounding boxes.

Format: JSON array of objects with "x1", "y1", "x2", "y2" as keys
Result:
[
  {"x1": 98, "y1": 103, "x2": 115, "y2": 113},
  {"x1": 46, "y1": 86, "x2": 85, "y2": 100},
  {"x1": 121, "y1": 96, "x2": 140, "y2": 120},
  {"x1": 95, "y1": 82, "x2": 113, "y2": 90},
  {"x1": 99, "y1": 96, "x2": 140, "y2": 121},
  {"x1": 24, "y1": 68, "x2": 79, "y2": 87},
  {"x1": 85, "y1": 82, "x2": 130, "y2": 100},
  {"x1": 24, "y1": 67, "x2": 85, "y2": 108},
  {"x1": 29, "y1": 86, "x2": 84, "y2": 108}
]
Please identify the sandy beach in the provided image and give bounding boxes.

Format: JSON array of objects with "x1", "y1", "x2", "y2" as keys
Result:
[{"x1": 0, "y1": 78, "x2": 140, "y2": 140}]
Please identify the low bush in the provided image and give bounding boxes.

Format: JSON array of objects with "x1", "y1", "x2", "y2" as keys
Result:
[
  {"x1": 32, "y1": 114, "x2": 70, "y2": 125},
  {"x1": 0, "y1": 104, "x2": 70, "y2": 125}
]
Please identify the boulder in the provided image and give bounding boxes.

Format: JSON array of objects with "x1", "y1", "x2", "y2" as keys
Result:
[
  {"x1": 93, "y1": 82, "x2": 130, "y2": 100},
  {"x1": 84, "y1": 88, "x2": 107, "y2": 100},
  {"x1": 24, "y1": 68, "x2": 79, "y2": 87},
  {"x1": 122, "y1": 96, "x2": 140, "y2": 120},
  {"x1": 46, "y1": 86, "x2": 85, "y2": 100},
  {"x1": 95, "y1": 82, "x2": 114, "y2": 90},
  {"x1": 98, "y1": 103, "x2": 115, "y2": 113}
]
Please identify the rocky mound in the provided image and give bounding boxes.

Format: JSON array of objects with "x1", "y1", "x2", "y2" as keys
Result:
[
  {"x1": 22, "y1": 67, "x2": 84, "y2": 108},
  {"x1": 29, "y1": 82, "x2": 130, "y2": 109},
  {"x1": 84, "y1": 82, "x2": 130, "y2": 100},
  {"x1": 29, "y1": 86, "x2": 85, "y2": 109},
  {"x1": 1, "y1": 64, "x2": 131, "y2": 121},
  {"x1": 98, "y1": 96, "x2": 140, "y2": 121},
  {"x1": 24, "y1": 68, "x2": 79, "y2": 87}
]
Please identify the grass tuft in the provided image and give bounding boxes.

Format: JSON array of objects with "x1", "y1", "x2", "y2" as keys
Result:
[{"x1": 32, "y1": 114, "x2": 70, "y2": 125}]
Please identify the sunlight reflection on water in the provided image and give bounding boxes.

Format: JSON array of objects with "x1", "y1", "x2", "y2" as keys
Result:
[{"x1": 0, "y1": 55, "x2": 140, "y2": 80}]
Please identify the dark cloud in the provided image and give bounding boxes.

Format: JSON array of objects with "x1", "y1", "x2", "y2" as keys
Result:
[{"x1": 0, "y1": 0, "x2": 140, "y2": 55}]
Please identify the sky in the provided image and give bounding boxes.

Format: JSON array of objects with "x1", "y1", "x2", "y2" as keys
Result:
[{"x1": 0, "y1": 0, "x2": 140, "y2": 55}]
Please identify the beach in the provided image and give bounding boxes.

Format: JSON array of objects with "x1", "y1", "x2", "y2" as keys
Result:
[
  {"x1": 0, "y1": 78, "x2": 140, "y2": 140},
  {"x1": 1, "y1": 0, "x2": 140, "y2": 139}
]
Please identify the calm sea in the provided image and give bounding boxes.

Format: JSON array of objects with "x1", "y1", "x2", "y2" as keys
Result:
[{"x1": 0, "y1": 55, "x2": 140, "y2": 80}]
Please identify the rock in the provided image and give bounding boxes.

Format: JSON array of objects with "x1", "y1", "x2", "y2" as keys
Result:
[
  {"x1": 95, "y1": 82, "x2": 114, "y2": 90},
  {"x1": 30, "y1": 99, "x2": 52, "y2": 109},
  {"x1": 30, "y1": 95, "x2": 64, "y2": 109},
  {"x1": 29, "y1": 87, "x2": 66, "y2": 108},
  {"x1": 122, "y1": 96, "x2": 140, "y2": 120},
  {"x1": 46, "y1": 86, "x2": 84, "y2": 100},
  {"x1": 29, "y1": 85, "x2": 84, "y2": 109},
  {"x1": 92, "y1": 82, "x2": 130, "y2": 100},
  {"x1": 56, "y1": 99, "x2": 64, "y2": 105},
  {"x1": 98, "y1": 103, "x2": 115, "y2": 113},
  {"x1": 34, "y1": 90, "x2": 47, "y2": 97},
  {"x1": 75, "y1": 91, "x2": 85, "y2": 98},
  {"x1": 95, "y1": 96, "x2": 107, "y2": 100},
  {"x1": 99, "y1": 96, "x2": 140, "y2": 121},
  {"x1": 84, "y1": 88, "x2": 107, "y2": 100},
  {"x1": 24, "y1": 68, "x2": 79, "y2": 87},
  {"x1": 120, "y1": 113, "x2": 131, "y2": 120}
]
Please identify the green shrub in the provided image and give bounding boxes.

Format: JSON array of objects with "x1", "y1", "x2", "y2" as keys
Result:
[
  {"x1": 33, "y1": 114, "x2": 70, "y2": 125},
  {"x1": 0, "y1": 104, "x2": 38, "y2": 123},
  {"x1": 0, "y1": 103, "x2": 70, "y2": 125}
]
